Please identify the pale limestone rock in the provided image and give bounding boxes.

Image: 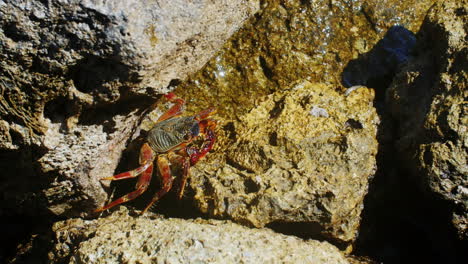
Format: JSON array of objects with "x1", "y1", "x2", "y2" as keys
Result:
[{"x1": 50, "y1": 207, "x2": 349, "y2": 264}]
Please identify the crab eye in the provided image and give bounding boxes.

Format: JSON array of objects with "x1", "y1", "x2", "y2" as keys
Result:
[{"x1": 190, "y1": 123, "x2": 200, "y2": 137}]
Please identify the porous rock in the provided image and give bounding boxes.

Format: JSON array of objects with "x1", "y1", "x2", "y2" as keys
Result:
[
  {"x1": 0, "y1": 0, "x2": 259, "y2": 217},
  {"x1": 176, "y1": 0, "x2": 436, "y2": 119},
  {"x1": 386, "y1": 0, "x2": 467, "y2": 239},
  {"x1": 189, "y1": 81, "x2": 379, "y2": 244},
  {"x1": 49, "y1": 207, "x2": 349, "y2": 264}
]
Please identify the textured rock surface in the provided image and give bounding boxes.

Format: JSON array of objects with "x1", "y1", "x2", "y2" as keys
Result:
[
  {"x1": 0, "y1": 0, "x2": 259, "y2": 217},
  {"x1": 167, "y1": 0, "x2": 435, "y2": 249},
  {"x1": 176, "y1": 0, "x2": 435, "y2": 119},
  {"x1": 188, "y1": 81, "x2": 379, "y2": 244},
  {"x1": 49, "y1": 207, "x2": 349, "y2": 264},
  {"x1": 4, "y1": 0, "x2": 462, "y2": 263},
  {"x1": 386, "y1": 0, "x2": 467, "y2": 239}
]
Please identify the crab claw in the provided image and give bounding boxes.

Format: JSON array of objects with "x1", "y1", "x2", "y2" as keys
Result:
[
  {"x1": 164, "y1": 92, "x2": 177, "y2": 100},
  {"x1": 195, "y1": 107, "x2": 217, "y2": 121},
  {"x1": 188, "y1": 128, "x2": 216, "y2": 165}
]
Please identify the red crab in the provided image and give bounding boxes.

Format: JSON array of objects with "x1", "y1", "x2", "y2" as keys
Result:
[{"x1": 94, "y1": 93, "x2": 216, "y2": 214}]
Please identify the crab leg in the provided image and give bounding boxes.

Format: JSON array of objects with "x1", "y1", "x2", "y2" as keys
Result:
[
  {"x1": 195, "y1": 107, "x2": 216, "y2": 121},
  {"x1": 176, "y1": 157, "x2": 191, "y2": 200},
  {"x1": 100, "y1": 163, "x2": 150, "y2": 181},
  {"x1": 141, "y1": 155, "x2": 174, "y2": 214},
  {"x1": 166, "y1": 152, "x2": 190, "y2": 200},
  {"x1": 157, "y1": 92, "x2": 186, "y2": 122},
  {"x1": 99, "y1": 143, "x2": 155, "y2": 181},
  {"x1": 94, "y1": 163, "x2": 153, "y2": 213},
  {"x1": 94, "y1": 143, "x2": 155, "y2": 213}
]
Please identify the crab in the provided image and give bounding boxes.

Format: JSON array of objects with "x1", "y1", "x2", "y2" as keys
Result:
[{"x1": 94, "y1": 92, "x2": 216, "y2": 215}]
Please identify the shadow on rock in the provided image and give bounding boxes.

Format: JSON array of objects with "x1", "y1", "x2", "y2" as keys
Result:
[
  {"x1": 346, "y1": 8, "x2": 467, "y2": 264},
  {"x1": 341, "y1": 25, "x2": 416, "y2": 103}
]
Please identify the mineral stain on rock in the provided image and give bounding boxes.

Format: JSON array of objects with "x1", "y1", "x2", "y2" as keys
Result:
[{"x1": 144, "y1": 25, "x2": 159, "y2": 47}]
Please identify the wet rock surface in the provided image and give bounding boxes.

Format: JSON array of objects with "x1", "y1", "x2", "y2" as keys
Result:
[
  {"x1": 188, "y1": 81, "x2": 379, "y2": 244},
  {"x1": 175, "y1": 0, "x2": 435, "y2": 119},
  {"x1": 49, "y1": 207, "x2": 349, "y2": 264},
  {"x1": 386, "y1": 0, "x2": 467, "y2": 240}
]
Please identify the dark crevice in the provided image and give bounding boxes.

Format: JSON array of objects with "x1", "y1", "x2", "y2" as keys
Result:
[
  {"x1": 345, "y1": 118, "x2": 363, "y2": 129},
  {"x1": 77, "y1": 95, "x2": 153, "y2": 132},
  {"x1": 30, "y1": 57, "x2": 52, "y2": 74},
  {"x1": 43, "y1": 91, "x2": 153, "y2": 135},
  {"x1": 0, "y1": 145, "x2": 59, "y2": 263},
  {"x1": 3, "y1": 22, "x2": 31, "y2": 42},
  {"x1": 269, "y1": 132, "x2": 278, "y2": 146},
  {"x1": 44, "y1": 97, "x2": 75, "y2": 129},
  {"x1": 360, "y1": 4, "x2": 378, "y2": 32},
  {"x1": 168, "y1": 79, "x2": 182, "y2": 87},
  {"x1": 225, "y1": 157, "x2": 255, "y2": 174},
  {"x1": 422, "y1": 148, "x2": 433, "y2": 167},
  {"x1": 223, "y1": 121, "x2": 237, "y2": 141},
  {"x1": 267, "y1": 221, "x2": 348, "y2": 250},
  {"x1": 269, "y1": 96, "x2": 285, "y2": 119},
  {"x1": 299, "y1": 95, "x2": 311, "y2": 108},
  {"x1": 68, "y1": 55, "x2": 131, "y2": 101},
  {"x1": 259, "y1": 56, "x2": 274, "y2": 80},
  {"x1": 354, "y1": 159, "x2": 468, "y2": 263},
  {"x1": 454, "y1": 7, "x2": 466, "y2": 16},
  {"x1": 2, "y1": 214, "x2": 56, "y2": 264},
  {"x1": 8, "y1": 128, "x2": 25, "y2": 146},
  {"x1": 243, "y1": 178, "x2": 260, "y2": 194},
  {"x1": 342, "y1": 25, "x2": 467, "y2": 263}
]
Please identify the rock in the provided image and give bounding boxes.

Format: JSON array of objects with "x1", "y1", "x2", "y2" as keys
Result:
[
  {"x1": 188, "y1": 81, "x2": 379, "y2": 244},
  {"x1": 169, "y1": 6, "x2": 430, "y2": 246},
  {"x1": 386, "y1": 0, "x2": 467, "y2": 239},
  {"x1": 347, "y1": 256, "x2": 378, "y2": 264},
  {"x1": 175, "y1": 0, "x2": 435, "y2": 119},
  {"x1": 49, "y1": 207, "x2": 349, "y2": 264},
  {"x1": 0, "y1": 0, "x2": 259, "y2": 217},
  {"x1": 167, "y1": 0, "x2": 433, "y2": 250}
]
